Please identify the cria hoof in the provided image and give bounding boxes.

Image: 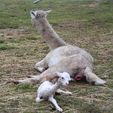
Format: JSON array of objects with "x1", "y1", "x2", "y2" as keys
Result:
[{"x1": 57, "y1": 108, "x2": 63, "y2": 112}]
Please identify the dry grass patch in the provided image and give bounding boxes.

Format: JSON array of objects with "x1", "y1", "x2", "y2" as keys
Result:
[{"x1": 0, "y1": 0, "x2": 113, "y2": 113}]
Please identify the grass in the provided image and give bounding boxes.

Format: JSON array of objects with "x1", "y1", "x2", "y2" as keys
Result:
[
  {"x1": 0, "y1": 0, "x2": 113, "y2": 113},
  {"x1": 0, "y1": 43, "x2": 17, "y2": 50}
]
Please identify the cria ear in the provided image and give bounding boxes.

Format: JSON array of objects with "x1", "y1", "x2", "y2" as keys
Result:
[
  {"x1": 40, "y1": 73, "x2": 59, "y2": 83},
  {"x1": 56, "y1": 72, "x2": 62, "y2": 77},
  {"x1": 47, "y1": 73, "x2": 60, "y2": 83}
]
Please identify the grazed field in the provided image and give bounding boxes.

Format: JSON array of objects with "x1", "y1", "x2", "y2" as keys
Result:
[{"x1": 0, "y1": 0, "x2": 113, "y2": 113}]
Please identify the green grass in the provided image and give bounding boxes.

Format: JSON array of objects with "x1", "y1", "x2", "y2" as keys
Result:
[
  {"x1": 0, "y1": 0, "x2": 113, "y2": 113},
  {"x1": 0, "y1": 43, "x2": 17, "y2": 50},
  {"x1": 15, "y1": 84, "x2": 37, "y2": 93}
]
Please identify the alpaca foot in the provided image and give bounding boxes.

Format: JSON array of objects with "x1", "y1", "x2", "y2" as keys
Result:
[{"x1": 95, "y1": 78, "x2": 106, "y2": 85}]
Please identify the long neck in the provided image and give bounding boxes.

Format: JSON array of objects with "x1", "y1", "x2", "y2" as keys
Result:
[{"x1": 34, "y1": 17, "x2": 66, "y2": 50}]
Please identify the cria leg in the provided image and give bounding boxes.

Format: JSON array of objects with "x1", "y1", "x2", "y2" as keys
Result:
[
  {"x1": 35, "y1": 59, "x2": 48, "y2": 72},
  {"x1": 56, "y1": 89, "x2": 72, "y2": 95},
  {"x1": 48, "y1": 96, "x2": 63, "y2": 112}
]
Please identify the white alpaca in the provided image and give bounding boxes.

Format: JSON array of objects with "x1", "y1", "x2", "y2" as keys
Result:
[
  {"x1": 10, "y1": 9, "x2": 106, "y2": 85},
  {"x1": 36, "y1": 72, "x2": 72, "y2": 112}
]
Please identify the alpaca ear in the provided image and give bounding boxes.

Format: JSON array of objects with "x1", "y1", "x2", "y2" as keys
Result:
[
  {"x1": 45, "y1": 10, "x2": 52, "y2": 15},
  {"x1": 30, "y1": 10, "x2": 37, "y2": 19}
]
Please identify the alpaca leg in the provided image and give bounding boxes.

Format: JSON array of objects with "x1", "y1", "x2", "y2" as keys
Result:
[
  {"x1": 48, "y1": 96, "x2": 63, "y2": 112},
  {"x1": 56, "y1": 89, "x2": 72, "y2": 95},
  {"x1": 9, "y1": 67, "x2": 60, "y2": 84},
  {"x1": 35, "y1": 59, "x2": 48, "y2": 72},
  {"x1": 9, "y1": 76, "x2": 41, "y2": 84},
  {"x1": 84, "y1": 67, "x2": 106, "y2": 85}
]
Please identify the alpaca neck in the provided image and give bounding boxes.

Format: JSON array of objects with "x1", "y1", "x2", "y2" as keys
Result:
[{"x1": 34, "y1": 17, "x2": 66, "y2": 50}]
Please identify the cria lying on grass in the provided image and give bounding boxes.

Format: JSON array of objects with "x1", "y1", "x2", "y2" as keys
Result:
[{"x1": 36, "y1": 72, "x2": 72, "y2": 112}]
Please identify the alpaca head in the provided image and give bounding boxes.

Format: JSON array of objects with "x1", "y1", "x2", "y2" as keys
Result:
[{"x1": 30, "y1": 9, "x2": 51, "y2": 19}]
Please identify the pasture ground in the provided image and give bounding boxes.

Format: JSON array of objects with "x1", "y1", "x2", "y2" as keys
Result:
[{"x1": 0, "y1": 0, "x2": 113, "y2": 113}]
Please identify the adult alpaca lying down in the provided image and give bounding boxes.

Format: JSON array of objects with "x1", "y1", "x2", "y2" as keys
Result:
[{"x1": 10, "y1": 9, "x2": 106, "y2": 85}]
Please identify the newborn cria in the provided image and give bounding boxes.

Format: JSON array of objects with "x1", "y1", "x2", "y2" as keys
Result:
[{"x1": 36, "y1": 72, "x2": 71, "y2": 112}]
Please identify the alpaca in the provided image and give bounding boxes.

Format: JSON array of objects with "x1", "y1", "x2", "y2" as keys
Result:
[
  {"x1": 36, "y1": 72, "x2": 72, "y2": 112},
  {"x1": 10, "y1": 9, "x2": 106, "y2": 85}
]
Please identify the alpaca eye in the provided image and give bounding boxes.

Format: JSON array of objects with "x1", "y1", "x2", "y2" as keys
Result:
[{"x1": 36, "y1": 14, "x2": 40, "y2": 18}]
